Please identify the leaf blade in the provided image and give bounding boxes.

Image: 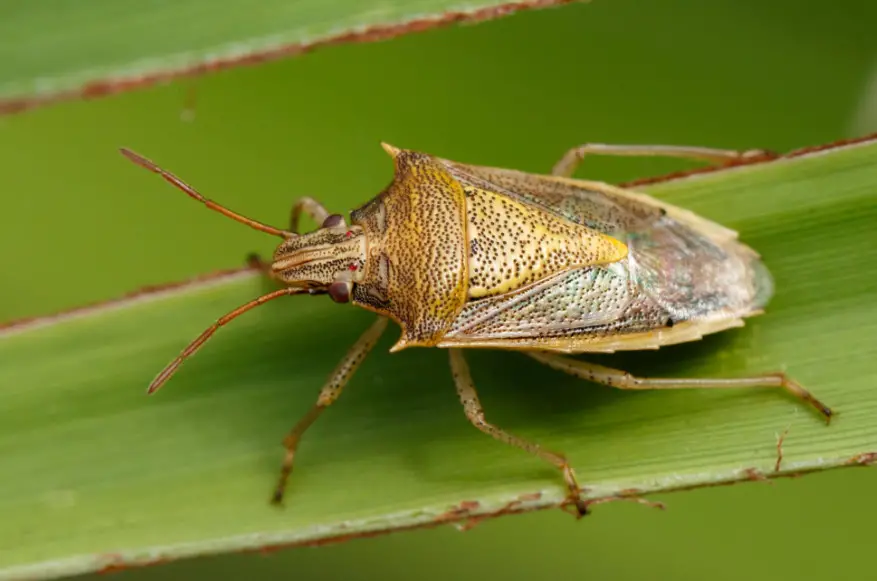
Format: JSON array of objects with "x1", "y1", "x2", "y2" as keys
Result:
[
  {"x1": 0, "y1": 0, "x2": 577, "y2": 115},
  {"x1": 1, "y1": 137, "x2": 876, "y2": 579}
]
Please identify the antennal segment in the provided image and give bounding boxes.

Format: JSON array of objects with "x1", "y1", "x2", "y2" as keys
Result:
[
  {"x1": 148, "y1": 287, "x2": 308, "y2": 394},
  {"x1": 120, "y1": 148, "x2": 293, "y2": 239}
]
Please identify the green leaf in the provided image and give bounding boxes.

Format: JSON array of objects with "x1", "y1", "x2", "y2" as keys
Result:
[
  {"x1": 1, "y1": 137, "x2": 875, "y2": 580},
  {"x1": 0, "y1": 0, "x2": 575, "y2": 114}
]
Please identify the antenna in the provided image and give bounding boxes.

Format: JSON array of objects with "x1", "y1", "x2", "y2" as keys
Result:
[{"x1": 120, "y1": 148, "x2": 293, "y2": 238}]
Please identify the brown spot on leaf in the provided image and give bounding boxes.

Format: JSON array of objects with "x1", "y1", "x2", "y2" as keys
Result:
[
  {"x1": 743, "y1": 468, "x2": 771, "y2": 484},
  {"x1": 847, "y1": 452, "x2": 877, "y2": 466}
]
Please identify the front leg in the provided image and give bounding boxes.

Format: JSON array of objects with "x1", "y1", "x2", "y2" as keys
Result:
[
  {"x1": 290, "y1": 196, "x2": 333, "y2": 233},
  {"x1": 247, "y1": 196, "x2": 344, "y2": 271},
  {"x1": 272, "y1": 317, "x2": 389, "y2": 505},
  {"x1": 245, "y1": 252, "x2": 272, "y2": 276}
]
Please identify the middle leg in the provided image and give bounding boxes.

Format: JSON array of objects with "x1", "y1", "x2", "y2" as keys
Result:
[{"x1": 448, "y1": 349, "x2": 589, "y2": 516}]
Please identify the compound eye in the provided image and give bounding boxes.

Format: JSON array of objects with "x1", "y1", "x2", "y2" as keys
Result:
[
  {"x1": 327, "y1": 281, "x2": 351, "y2": 303},
  {"x1": 322, "y1": 214, "x2": 346, "y2": 228}
]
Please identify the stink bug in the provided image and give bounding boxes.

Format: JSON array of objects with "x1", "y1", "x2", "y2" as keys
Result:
[{"x1": 121, "y1": 142, "x2": 833, "y2": 516}]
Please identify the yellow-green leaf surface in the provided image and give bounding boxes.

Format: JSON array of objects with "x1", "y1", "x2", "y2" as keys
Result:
[
  {"x1": 1, "y1": 137, "x2": 875, "y2": 579},
  {"x1": 0, "y1": 0, "x2": 575, "y2": 114}
]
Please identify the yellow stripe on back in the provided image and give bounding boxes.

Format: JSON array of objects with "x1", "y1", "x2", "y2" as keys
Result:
[{"x1": 464, "y1": 186, "x2": 628, "y2": 298}]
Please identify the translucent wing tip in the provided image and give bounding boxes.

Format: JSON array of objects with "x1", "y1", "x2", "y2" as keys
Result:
[{"x1": 750, "y1": 257, "x2": 775, "y2": 311}]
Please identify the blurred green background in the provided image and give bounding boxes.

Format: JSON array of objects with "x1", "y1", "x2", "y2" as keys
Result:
[{"x1": 2, "y1": 0, "x2": 876, "y2": 579}]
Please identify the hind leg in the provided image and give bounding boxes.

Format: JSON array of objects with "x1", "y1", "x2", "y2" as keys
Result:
[
  {"x1": 527, "y1": 352, "x2": 833, "y2": 422},
  {"x1": 551, "y1": 143, "x2": 774, "y2": 177}
]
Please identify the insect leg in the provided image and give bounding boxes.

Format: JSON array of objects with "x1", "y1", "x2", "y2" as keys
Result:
[
  {"x1": 527, "y1": 352, "x2": 833, "y2": 422},
  {"x1": 448, "y1": 349, "x2": 589, "y2": 516},
  {"x1": 271, "y1": 316, "x2": 389, "y2": 505},
  {"x1": 242, "y1": 253, "x2": 289, "y2": 285},
  {"x1": 249, "y1": 197, "x2": 335, "y2": 268},
  {"x1": 245, "y1": 252, "x2": 272, "y2": 274},
  {"x1": 551, "y1": 143, "x2": 775, "y2": 178},
  {"x1": 289, "y1": 197, "x2": 331, "y2": 233}
]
